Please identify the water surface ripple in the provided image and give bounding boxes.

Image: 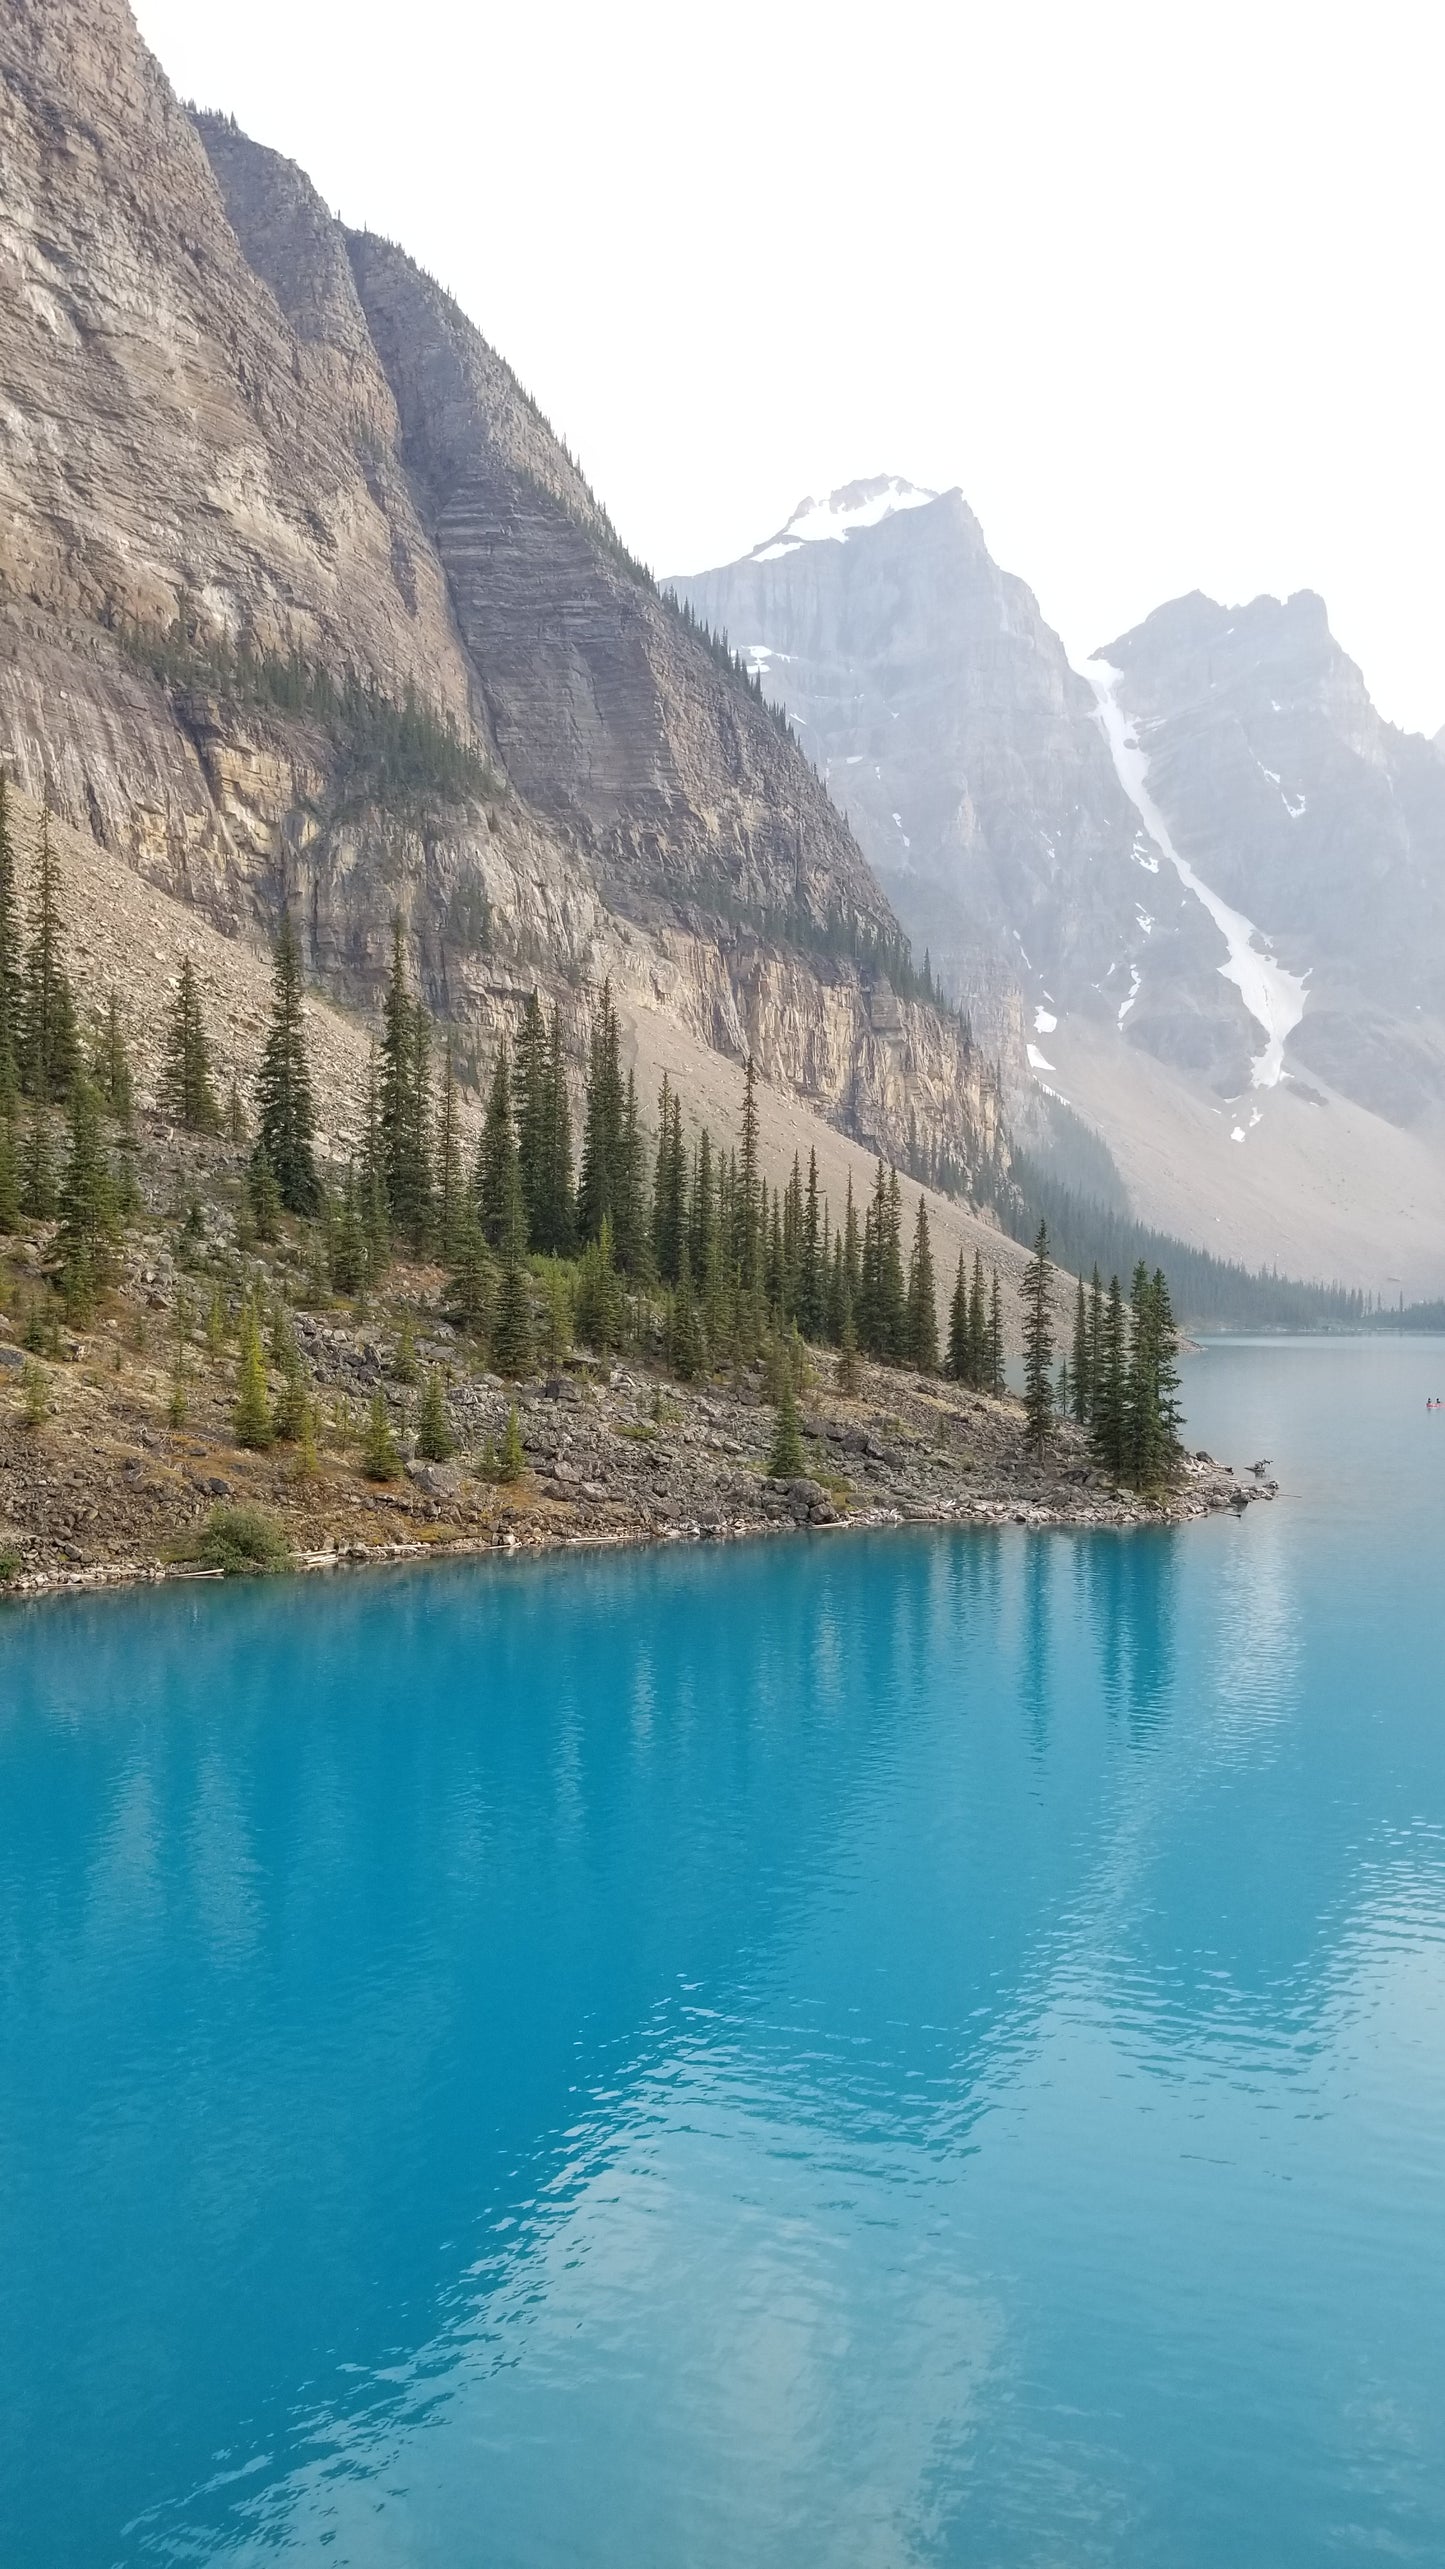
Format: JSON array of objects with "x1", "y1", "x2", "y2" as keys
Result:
[{"x1": 2, "y1": 1338, "x2": 1443, "y2": 2565}]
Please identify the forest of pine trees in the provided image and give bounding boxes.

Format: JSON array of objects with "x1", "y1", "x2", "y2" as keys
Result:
[{"x1": 0, "y1": 775, "x2": 1192, "y2": 1481}]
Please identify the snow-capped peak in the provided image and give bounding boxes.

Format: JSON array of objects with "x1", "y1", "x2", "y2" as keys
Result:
[{"x1": 749, "y1": 477, "x2": 938, "y2": 563}]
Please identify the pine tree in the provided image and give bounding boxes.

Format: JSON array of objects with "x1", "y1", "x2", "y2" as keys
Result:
[
  {"x1": 578, "y1": 980, "x2": 625, "y2": 1245},
  {"x1": 448, "y1": 1210, "x2": 494, "y2": 1346},
  {"x1": 21, "y1": 798, "x2": 78, "y2": 1103},
  {"x1": 652, "y1": 1077, "x2": 686, "y2": 1284},
  {"x1": 0, "y1": 1104, "x2": 18, "y2": 1233},
  {"x1": 767, "y1": 1372, "x2": 806, "y2": 1479},
  {"x1": 905, "y1": 1193, "x2": 939, "y2": 1373},
  {"x1": 416, "y1": 1366, "x2": 455, "y2": 1462},
  {"x1": 247, "y1": 1147, "x2": 282, "y2": 1243},
  {"x1": 668, "y1": 1238, "x2": 707, "y2": 1381},
  {"x1": 232, "y1": 1304, "x2": 274, "y2": 1450},
  {"x1": 476, "y1": 1040, "x2": 519, "y2": 1251},
  {"x1": 988, "y1": 1268, "x2": 1005, "y2": 1397},
  {"x1": 836, "y1": 1279, "x2": 862, "y2": 1394},
  {"x1": 798, "y1": 1148, "x2": 824, "y2": 1340},
  {"x1": 93, "y1": 993, "x2": 134, "y2": 1124},
  {"x1": 0, "y1": 771, "x2": 19, "y2": 1106},
  {"x1": 516, "y1": 992, "x2": 549, "y2": 1249},
  {"x1": 378, "y1": 917, "x2": 431, "y2": 1245},
  {"x1": 539, "y1": 1004, "x2": 576, "y2": 1255},
  {"x1": 435, "y1": 1033, "x2": 465, "y2": 1262},
  {"x1": 358, "y1": 1044, "x2": 391, "y2": 1280},
  {"x1": 1092, "y1": 1276, "x2": 1128, "y2": 1474},
  {"x1": 255, "y1": 914, "x2": 319, "y2": 1214},
  {"x1": 360, "y1": 1387, "x2": 399, "y2": 1480},
  {"x1": 575, "y1": 1214, "x2": 622, "y2": 1356},
  {"x1": 491, "y1": 1155, "x2": 534, "y2": 1378},
  {"x1": 613, "y1": 1070, "x2": 649, "y2": 1278},
  {"x1": 54, "y1": 1074, "x2": 117, "y2": 1321},
  {"x1": 1071, "y1": 1276, "x2": 1091, "y2": 1425},
  {"x1": 737, "y1": 1053, "x2": 762, "y2": 1291},
  {"x1": 271, "y1": 1308, "x2": 310, "y2": 1442},
  {"x1": 1020, "y1": 1222, "x2": 1054, "y2": 1451},
  {"x1": 946, "y1": 1249, "x2": 970, "y2": 1380},
  {"x1": 1152, "y1": 1269, "x2": 1186, "y2": 1478},
  {"x1": 961, "y1": 1253, "x2": 982, "y2": 1397},
  {"x1": 497, "y1": 1402, "x2": 525, "y2": 1482},
  {"x1": 163, "y1": 957, "x2": 221, "y2": 1132}
]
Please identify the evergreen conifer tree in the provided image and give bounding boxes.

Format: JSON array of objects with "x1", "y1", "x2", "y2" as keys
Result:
[
  {"x1": 416, "y1": 1366, "x2": 455, "y2": 1461},
  {"x1": 1091, "y1": 1276, "x2": 1128, "y2": 1473},
  {"x1": 20, "y1": 1100, "x2": 55, "y2": 1219},
  {"x1": 578, "y1": 981, "x2": 625, "y2": 1245},
  {"x1": 906, "y1": 1194, "x2": 939, "y2": 1372},
  {"x1": 477, "y1": 1040, "x2": 519, "y2": 1252},
  {"x1": 798, "y1": 1149, "x2": 824, "y2": 1340},
  {"x1": 255, "y1": 914, "x2": 319, "y2": 1214},
  {"x1": 21, "y1": 798, "x2": 78, "y2": 1103},
  {"x1": 516, "y1": 991, "x2": 548, "y2": 1247},
  {"x1": 946, "y1": 1248, "x2": 969, "y2": 1380},
  {"x1": 358, "y1": 1045, "x2": 391, "y2": 1280},
  {"x1": 667, "y1": 1238, "x2": 707, "y2": 1381},
  {"x1": 737, "y1": 1054, "x2": 762, "y2": 1291},
  {"x1": 93, "y1": 993, "x2": 134, "y2": 1123},
  {"x1": 613, "y1": 1070, "x2": 650, "y2": 1278},
  {"x1": 490, "y1": 1147, "x2": 534, "y2": 1379},
  {"x1": 232, "y1": 1304, "x2": 274, "y2": 1449},
  {"x1": 1020, "y1": 1222, "x2": 1055, "y2": 1450},
  {"x1": 988, "y1": 1268, "x2": 1005, "y2": 1397},
  {"x1": 448, "y1": 1210, "x2": 494, "y2": 1346},
  {"x1": 1071, "y1": 1277, "x2": 1091, "y2": 1424},
  {"x1": 378, "y1": 918, "x2": 432, "y2": 1245},
  {"x1": 767, "y1": 1372, "x2": 806, "y2": 1479},
  {"x1": 435, "y1": 1033, "x2": 464, "y2": 1262},
  {"x1": 0, "y1": 1104, "x2": 18, "y2": 1233},
  {"x1": 247, "y1": 1147, "x2": 282, "y2": 1243},
  {"x1": 540, "y1": 1004, "x2": 576, "y2": 1254},
  {"x1": 271, "y1": 1308, "x2": 309, "y2": 1442},
  {"x1": 497, "y1": 1402, "x2": 525, "y2": 1482},
  {"x1": 575, "y1": 1215, "x2": 622, "y2": 1356},
  {"x1": 836, "y1": 1276, "x2": 861, "y2": 1393},
  {"x1": 0, "y1": 771, "x2": 19, "y2": 1106},
  {"x1": 360, "y1": 1388, "x2": 399, "y2": 1480},
  {"x1": 54, "y1": 1074, "x2": 117, "y2": 1321},
  {"x1": 163, "y1": 957, "x2": 222, "y2": 1132}
]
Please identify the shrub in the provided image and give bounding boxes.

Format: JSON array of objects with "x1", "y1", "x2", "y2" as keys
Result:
[
  {"x1": 195, "y1": 1505, "x2": 289, "y2": 1576},
  {"x1": 0, "y1": 1547, "x2": 21, "y2": 1586}
]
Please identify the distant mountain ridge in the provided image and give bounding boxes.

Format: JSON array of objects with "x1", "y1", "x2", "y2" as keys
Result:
[{"x1": 674, "y1": 490, "x2": 1445, "y2": 1293}]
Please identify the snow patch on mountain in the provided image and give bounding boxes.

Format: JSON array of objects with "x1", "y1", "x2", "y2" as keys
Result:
[
  {"x1": 1084, "y1": 660, "x2": 1309, "y2": 1093},
  {"x1": 749, "y1": 477, "x2": 936, "y2": 561}
]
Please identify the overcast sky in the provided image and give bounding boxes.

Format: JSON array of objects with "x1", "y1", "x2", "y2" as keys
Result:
[{"x1": 132, "y1": 0, "x2": 1444, "y2": 733}]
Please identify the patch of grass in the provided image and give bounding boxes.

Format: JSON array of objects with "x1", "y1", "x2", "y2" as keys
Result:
[
  {"x1": 192, "y1": 1505, "x2": 291, "y2": 1577},
  {"x1": 0, "y1": 1548, "x2": 21, "y2": 1587}
]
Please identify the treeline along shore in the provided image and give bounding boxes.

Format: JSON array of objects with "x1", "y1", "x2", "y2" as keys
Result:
[{"x1": 0, "y1": 775, "x2": 1271, "y2": 1595}]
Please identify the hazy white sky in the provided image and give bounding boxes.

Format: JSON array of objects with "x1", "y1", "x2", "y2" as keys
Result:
[{"x1": 133, "y1": 0, "x2": 1445, "y2": 732}]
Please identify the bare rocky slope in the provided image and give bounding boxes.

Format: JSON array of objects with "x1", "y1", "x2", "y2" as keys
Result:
[{"x1": 0, "y1": 0, "x2": 999, "y2": 1196}]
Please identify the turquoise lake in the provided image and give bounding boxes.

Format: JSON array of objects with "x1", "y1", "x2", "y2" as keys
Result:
[{"x1": 2, "y1": 1337, "x2": 1443, "y2": 2565}]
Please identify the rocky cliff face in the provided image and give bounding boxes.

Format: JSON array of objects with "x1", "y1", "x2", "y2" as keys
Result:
[
  {"x1": 1102, "y1": 591, "x2": 1445, "y2": 1121},
  {"x1": 0, "y1": 0, "x2": 996, "y2": 1194}
]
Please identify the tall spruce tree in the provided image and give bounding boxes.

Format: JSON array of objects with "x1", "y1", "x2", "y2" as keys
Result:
[
  {"x1": 491, "y1": 1152, "x2": 534, "y2": 1378},
  {"x1": 905, "y1": 1193, "x2": 939, "y2": 1373},
  {"x1": 163, "y1": 956, "x2": 221, "y2": 1133},
  {"x1": 0, "y1": 770, "x2": 20, "y2": 1105},
  {"x1": 1092, "y1": 1276, "x2": 1128, "y2": 1473},
  {"x1": 54, "y1": 1073, "x2": 117, "y2": 1321},
  {"x1": 1071, "y1": 1277, "x2": 1091, "y2": 1425},
  {"x1": 988, "y1": 1267, "x2": 1005, "y2": 1397},
  {"x1": 21, "y1": 797, "x2": 78, "y2": 1103},
  {"x1": 614, "y1": 1070, "x2": 650, "y2": 1278},
  {"x1": 379, "y1": 917, "x2": 432, "y2": 1246},
  {"x1": 652, "y1": 1076, "x2": 686, "y2": 1283},
  {"x1": 515, "y1": 991, "x2": 548, "y2": 1246},
  {"x1": 1020, "y1": 1222, "x2": 1055, "y2": 1450},
  {"x1": 255, "y1": 914, "x2": 319, "y2": 1214},
  {"x1": 0, "y1": 1102, "x2": 18, "y2": 1233},
  {"x1": 946, "y1": 1248, "x2": 970, "y2": 1380},
  {"x1": 578, "y1": 981, "x2": 625, "y2": 1246},
  {"x1": 435, "y1": 1033, "x2": 464, "y2": 1262},
  {"x1": 477, "y1": 1040, "x2": 520, "y2": 1252}
]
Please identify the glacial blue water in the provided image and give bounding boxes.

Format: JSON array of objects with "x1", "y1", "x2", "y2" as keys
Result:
[{"x1": 2, "y1": 1336, "x2": 1444, "y2": 2567}]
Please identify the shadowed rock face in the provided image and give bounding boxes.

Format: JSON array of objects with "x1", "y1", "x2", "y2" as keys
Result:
[
  {"x1": 0, "y1": 0, "x2": 997, "y2": 1190},
  {"x1": 1103, "y1": 592, "x2": 1445, "y2": 1120}
]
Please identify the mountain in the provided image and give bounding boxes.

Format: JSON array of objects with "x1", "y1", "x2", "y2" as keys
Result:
[
  {"x1": 675, "y1": 490, "x2": 1445, "y2": 1294},
  {"x1": 0, "y1": 1, "x2": 1000, "y2": 1198}
]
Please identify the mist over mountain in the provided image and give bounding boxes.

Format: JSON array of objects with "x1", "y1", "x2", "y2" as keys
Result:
[{"x1": 674, "y1": 489, "x2": 1445, "y2": 1293}]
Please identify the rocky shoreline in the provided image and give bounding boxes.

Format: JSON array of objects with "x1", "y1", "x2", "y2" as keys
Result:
[{"x1": 0, "y1": 1293, "x2": 1275, "y2": 1604}]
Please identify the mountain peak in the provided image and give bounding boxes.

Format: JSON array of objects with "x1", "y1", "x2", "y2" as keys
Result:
[{"x1": 748, "y1": 476, "x2": 939, "y2": 562}]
